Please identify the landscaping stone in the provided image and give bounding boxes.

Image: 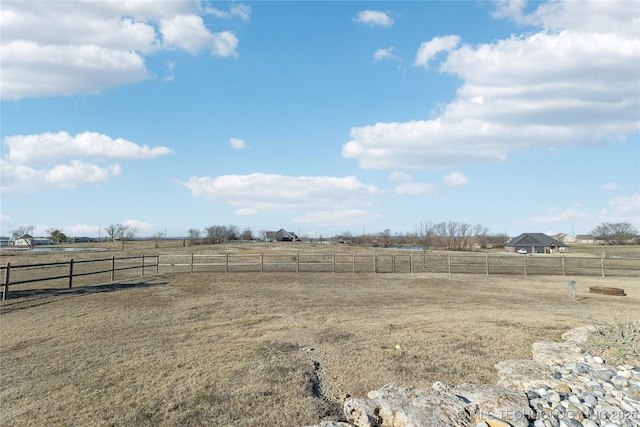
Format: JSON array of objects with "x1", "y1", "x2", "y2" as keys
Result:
[{"x1": 303, "y1": 326, "x2": 639, "y2": 427}]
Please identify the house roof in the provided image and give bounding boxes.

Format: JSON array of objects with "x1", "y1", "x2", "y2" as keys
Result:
[
  {"x1": 575, "y1": 234, "x2": 595, "y2": 239},
  {"x1": 506, "y1": 233, "x2": 567, "y2": 247}
]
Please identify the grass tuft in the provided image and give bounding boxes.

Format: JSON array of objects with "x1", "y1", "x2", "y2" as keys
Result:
[{"x1": 587, "y1": 315, "x2": 640, "y2": 365}]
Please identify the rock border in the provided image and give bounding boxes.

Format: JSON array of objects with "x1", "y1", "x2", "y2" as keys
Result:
[{"x1": 304, "y1": 326, "x2": 640, "y2": 427}]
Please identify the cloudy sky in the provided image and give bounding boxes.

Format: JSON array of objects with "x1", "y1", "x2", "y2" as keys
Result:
[{"x1": 1, "y1": 0, "x2": 638, "y2": 239}]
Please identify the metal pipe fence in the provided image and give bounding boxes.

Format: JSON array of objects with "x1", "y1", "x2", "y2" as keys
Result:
[{"x1": 2, "y1": 251, "x2": 639, "y2": 300}]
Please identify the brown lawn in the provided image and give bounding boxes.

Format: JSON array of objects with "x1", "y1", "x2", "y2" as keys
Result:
[{"x1": 1, "y1": 265, "x2": 638, "y2": 426}]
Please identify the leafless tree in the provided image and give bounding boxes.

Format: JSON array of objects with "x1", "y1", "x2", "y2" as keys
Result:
[
  {"x1": 415, "y1": 221, "x2": 435, "y2": 252},
  {"x1": 152, "y1": 232, "x2": 164, "y2": 249},
  {"x1": 187, "y1": 228, "x2": 201, "y2": 245},
  {"x1": 105, "y1": 224, "x2": 136, "y2": 250},
  {"x1": 240, "y1": 227, "x2": 253, "y2": 241},
  {"x1": 105, "y1": 224, "x2": 120, "y2": 242},
  {"x1": 11, "y1": 225, "x2": 35, "y2": 248},
  {"x1": 227, "y1": 224, "x2": 240, "y2": 241},
  {"x1": 593, "y1": 222, "x2": 638, "y2": 245}
]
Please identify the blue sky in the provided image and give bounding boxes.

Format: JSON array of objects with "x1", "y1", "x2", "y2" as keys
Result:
[{"x1": 1, "y1": 0, "x2": 639, "y2": 239}]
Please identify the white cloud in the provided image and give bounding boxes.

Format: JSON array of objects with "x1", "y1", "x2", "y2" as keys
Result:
[
  {"x1": 1, "y1": 2, "x2": 241, "y2": 99},
  {"x1": 294, "y1": 209, "x2": 383, "y2": 226},
  {"x1": 493, "y1": 0, "x2": 638, "y2": 37},
  {"x1": 66, "y1": 224, "x2": 101, "y2": 237},
  {"x1": 1, "y1": 160, "x2": 121, "y2": 193},
  {"x1": 373, "y1": 47, "x2": 398, "y2": 62},
  {"x1": 3, "y1": 132, "x2": 173, "y2": 166},
  {"x1": 414, "y1": 35, "x2": 461, "y2": 69},
  {"x1": 389, "y1": 172, "x2": 412, "y2": 182},
  {"x1": 1, "y1": 131, "x2": 172, "y2": 193},
  {"x1": 525, "y1": 194, "x2": 640, "y2": 230},
  {"x1": 123, "y1": 219, "x2": 154, "y2": 232},
  {"x1": 354, "y1": 10, "x2": 393, "y2": 27},
  {"x1": 394, "y1": 182, "x2": 436, "y2": 196},
  {"x1": 443, "y1": 172, "x2": 468, "y2": 186},
  {"x1": 603, "y1": 194, "x2": 640, "y2": 221},
  {"x1": 180, "y1": 173, "x2": 383, "y2": 212},
  {"x1": 343, "y1": 3, "x2": 639, "y2": 170},
  {"x1": 203, "y1": 3, "x2": 251, "y2": 21},
  {"x1": 160, "y1": 16, "x2": 238, "y2": 57},
  {"x1": 229, "y1": 138, "x2": 247, "y2": 150},
  {"x1": 599, "y1": 183, "x2": 619, "y2": 191},
  {"x1": 235, "y1": 208, "x2": 257, "y2": 215}
]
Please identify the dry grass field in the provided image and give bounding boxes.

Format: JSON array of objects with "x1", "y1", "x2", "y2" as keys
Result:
[{"x1": 1, "y1": 242, "x2": 639, "y2": 426}]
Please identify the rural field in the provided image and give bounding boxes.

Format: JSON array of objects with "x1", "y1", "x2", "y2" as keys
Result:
[{"x1": 1, "y1": 242, "x2": 639, "y2": 426}]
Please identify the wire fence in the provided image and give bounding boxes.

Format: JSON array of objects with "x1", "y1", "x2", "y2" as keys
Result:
[{"x1": 2, "y1": 251, "x2": 639, "y2": 300}]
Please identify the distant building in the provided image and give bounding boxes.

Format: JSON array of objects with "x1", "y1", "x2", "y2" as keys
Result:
[
  {"x1": 505, "y1": 233, "x2": 567, "y2": 254},
  {"x1": 575, "y1": 235, "x2": 596, "y2": 244},
  {"x1": 554, "y1": 233, "x2": 576, "y2": 244},
  {"x1": 264, "y1": 229, "x2": 299, "y2": 242},
  {"x1": 10, "y1": 235, "x2": 51, "y2": 246},
  {"x1": 0, "y1": 237, "x2": 9, "y2": 247}
]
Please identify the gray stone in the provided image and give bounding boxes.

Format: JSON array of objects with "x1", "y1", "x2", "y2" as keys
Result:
[
  {"x1": 344, "y1": 383, "x2": 472, "y2": 427},
  {"x1": 436, "y1": 383, "x2": 531, "y2": 427}
]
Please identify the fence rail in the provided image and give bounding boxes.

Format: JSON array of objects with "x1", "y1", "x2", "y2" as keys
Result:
[{"x1": 2, "y1": 252, "x2": 639, "y2": 300}]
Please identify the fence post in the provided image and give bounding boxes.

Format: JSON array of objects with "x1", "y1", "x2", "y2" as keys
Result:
[
  {"x1": 333, "y1": 252, "x2": 336, "y2": 274},
  {"x1": 261, "y1": 252, "x2": 264, "y2": 273},
  {"x1": 601, "y1": 254, "x2": 606, "y2": 278},
  {"x1": 373, "y1": 254, "x2": 377, "y2": 273},
  {"x1": 3, "y1": 262, "x2": 10, "y2": 301},
  {"x1": 524, "y1": 254, "x2": 527, "y2": 276},
  {"x1": 111, "y1": 256, "x2": 115, "y2": 281},
  {"x1": 410, "y1": 253, "x2": 413, "y2": 274},
  {"x1": 392, "y1": 255, "x2": 396, "y2": 273},
  {"x1": 448, "y1": 252, "x2": 451, "y2": 274},
  {"x1": 141, "y1": 254, "x2": 145, "y2": 277},
  {"x1": 69, "y1": 259, "x2": 74, "y2": 289},
  {"x1": 352, "y1": 253, "x2": 355, "y2": 273},
  {"x1": 156, "y1": 254, "x2": 159, "y2": 274},
  {"x1": 225, "y1": 252, "x2": 229, "y2": 273},
  {"x1": 297, "y1": 251, "x2": 300, "y2": 273},
  {"x1": 486, "y1": 253, "x2": 489, "y2": 275},
  {"x1": 562, "y1": 255, "x2": 566, "y2": 276},
  {"x1": 190, "y1": 253, "x2": 194, "y2": 273}
]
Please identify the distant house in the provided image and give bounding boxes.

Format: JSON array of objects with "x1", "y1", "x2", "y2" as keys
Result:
[
  {"x1": 264, "y1": 229, "x2": 299, "y2": 242},
  {"x1": 11, "y1": 235, "x2": 51, "y2": 246},
  {"x1": 505, "y1": 233, "x2": 567, "y2": 254},
  {"x1": 72, "y1": 236, "x2": 91, "y2": 243},
  {"x1": 575, "y1": 234, "x2": 596, "y2": 244},
  {"x1": 11, "y1": 234, "x2": 33, "y2": 247},
  {"x1": 0, "y1": 237, "x2": 9, "y2": 247},
  {"x1": 554, "y1": 233, "x2": 576, "y2": 244}
]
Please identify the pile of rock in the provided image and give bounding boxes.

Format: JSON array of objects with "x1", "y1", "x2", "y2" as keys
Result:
[{"x1": 304, "y1": 326, "x2": 640, "y2": 427}]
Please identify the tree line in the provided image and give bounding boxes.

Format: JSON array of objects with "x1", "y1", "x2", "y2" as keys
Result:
[
  {"x1": 7, "y1": 221, "x2": 638, "y2": 252},
  {"x1": 590, "y1": 222, "x2": 638, "y2": 245}
]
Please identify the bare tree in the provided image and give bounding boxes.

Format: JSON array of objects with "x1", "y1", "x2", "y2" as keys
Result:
[
  {"x1": 204, "y1": 225, "x2": 228, "y2": 244},
  {"x1": 105, "y1": 224, "x2": 137, "y2": 250},
  {"x1": 117, "y1": 225, "x2": 137, "y2": 250},
  {"x1": 105, "y1": 224, "x2": 120, "y2": 242},
  {"x1": 610, "y1": 222, "x2": 638, "y2": 244},
  {"x1": 227, "y1": 224, "x2": 240, "y2": 241},
  {"x1": 187, "y1": 228, "x2": 201, "y2": 246},
  {"x1": 240, "y1": 227, "x2": 253, "y2": 241},
  {"x1": 487, "y1": 232, "x2": 510, "y2": 248},
  {"x1": 11, "y1": 225, "x2": 35, "y2": 248},
  {"x1": 379, "y1": 228, "x2": 392, "y2": 248},
  {"x1": 152, "y1": 231, "x2": 164, "y2": 249},
  {"x1": 415, "y1": 221, "x2": 435, "y2": 252}
]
